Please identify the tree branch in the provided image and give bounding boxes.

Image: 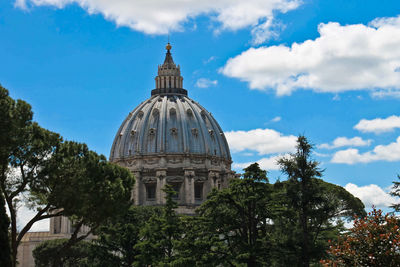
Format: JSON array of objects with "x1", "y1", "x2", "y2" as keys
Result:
[{"x1": 16, "y1": 203, "x2": 51, "y2": 246}]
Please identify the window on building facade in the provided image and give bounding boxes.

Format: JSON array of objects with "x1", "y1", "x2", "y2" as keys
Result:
[
  {"x1": 146, "y1": 184, "x2": 156, "y2": 200},
  {"x1": 171, "y1": 183, "x2": 180, "y2": 199},
  {"x1": 195, "y1": 183, "x2": 203, "y2": 200},
  {"x1": 53, "y1": 216, "x2": 61, "y2": 234}
]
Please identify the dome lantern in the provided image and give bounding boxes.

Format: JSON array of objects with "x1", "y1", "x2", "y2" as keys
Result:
[{"x1": 152, "y1": 43, "x2": 186, "y2": 96}]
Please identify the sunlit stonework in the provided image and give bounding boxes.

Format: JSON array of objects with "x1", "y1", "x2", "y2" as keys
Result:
[
  {"x1": 17, "y1": 44, "x2": 234, "y2": 266},
  {"x1": 110, "y1": 43, "x2": 234, "y2": 214}
]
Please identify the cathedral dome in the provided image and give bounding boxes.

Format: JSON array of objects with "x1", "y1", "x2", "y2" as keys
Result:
[
  {"x1": 109, "y1": 43, "x2": 233, "y2": 214},
  {"x1": 109, "y1": 94, "x2": 231, "y2": 160},
  {"x1": 110, "y1": 43, "x2": 231, "y2": 163}
]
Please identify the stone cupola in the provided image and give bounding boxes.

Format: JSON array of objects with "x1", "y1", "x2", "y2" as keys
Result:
[
  {"x1": 110, "y1": 43, "x2": 234, "y2": 214},
  {"x1": 152, "y1": 43, "x2": 187, "y2": 96}
]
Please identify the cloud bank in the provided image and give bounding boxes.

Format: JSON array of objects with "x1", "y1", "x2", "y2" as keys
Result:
[
  {"x1": 225, "y1": 128, "x2": 297, "y2": 155},
  {"x1": 15, "y1": 0, "x2": 300, "y2": 43},
  {"x1": 332, "y1": 136, "x2": 400, "y2": 164},
  {"x1": 354, "y1": 115, "x2": 400, "y2": 134},
  {"x1": 319, "y1": 136, "x2": 372, "y2": 149},
  {"x1": 196, "y1": 78, "x2": 218, "y2": 88},
  {"x1": 233, "y1": 154, "x2": 288, "y2": 171},
  {"x1": 222, "y1": 16, "x2": 400, "y2": 95},
  {"x1": 345, "y1": 183, "x2": 398, "y2": 209}
]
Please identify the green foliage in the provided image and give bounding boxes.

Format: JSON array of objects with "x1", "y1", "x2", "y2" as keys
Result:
[
  {"x1": 91, "y1": 206, "x2": 162, "y2": 267},
  {"x1": 271, "y1": 178, "x2": 366, "y2": 265},
  {"x1": 177, "y1": 163, "x2": 275, "y2": 266},
  {"x1": 276, "y1": 136, "x2": 366, "y2": 266},
  {"x1": 0, "y1": 85, "x2": 135, "y2": 266},
  {"x1": 0, "y1": 84, "x2": 62, "y2": 266},
  {"x1": 39, "y1": 141, "x2": 135, "y2": 231},
  {"x1": 322, "y1": 208, "x2": 400, "y2": 266},
  {"x1": 0, "y1": 189, "x2": 11, "y2": 267},
  {"x1": 135, "y1": 185, "x2": 183, "y2": 266},
  {"x1": 33, "y1": 239, "x2": 93, "y2": 267},
  {"x1": 390, "y1": 174, "x2": 400, "y2": 212}
]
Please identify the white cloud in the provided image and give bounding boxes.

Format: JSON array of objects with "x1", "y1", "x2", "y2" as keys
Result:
[
  {"x1": 221, "y1": 15, "x2": 400, "y2": 96},
  {"x1": 332, "y1": 136, "x2": 400, "y2": 164},
  {"x1": 319, "y1": 136, "x2": 372, "y2": 149},
  {"x1": 17, "y1": 205, "x2": 49, "y2": 232},
  {"x1": 271, "y1": 116, "x2": 281, "y2": 122},
  {"x1": 15, "y1": 0, "x2": 300, "y2": 43},
  {"x1": 204, "y1": 56, "x2": 216, "y2": 64},
  {"x1": 225, "y1": 128, "x2": 297, "y2": 155},
  {"x1": 196, "y1": 78, "x2": 218, "y2": 88},
  {"x1": 233, "y1": 154, "x2": 287, "y2": 171},
  {"x1": 371, "y1": 89, "x2": 400, "y2": 99},
  {"x1": 345, "y1": 183, "x2": 399, "y2": 209},
  {"x1": 354, "y1": 115, "x2": 400, "y2": 134}
]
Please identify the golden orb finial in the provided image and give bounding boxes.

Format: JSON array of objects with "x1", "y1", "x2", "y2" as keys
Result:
[{"x1": 166, "y1": 42, "x2": 172, "y2": 51}]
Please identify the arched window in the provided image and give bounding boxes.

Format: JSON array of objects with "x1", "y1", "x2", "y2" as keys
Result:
[
  {"x1": 146, "y1": 184, "x2": 156, "y2": 200},
  {"x1": 53, "y1": 216, "x2": 61, "y2": 234},
  {"x1": 170, "y1": 183, "x2": 181, "y2": 199},
  {"x1": 195, "y1": 183, "x2": 203, "y2": 200}
]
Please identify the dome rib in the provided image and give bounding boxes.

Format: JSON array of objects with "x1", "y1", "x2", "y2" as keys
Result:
[
  {"x1": 110, "y1": 95, "x2": 231, "y2": 161},
  {"x1": 110, "y1": 44, "x2": 231, "y2": 163}
]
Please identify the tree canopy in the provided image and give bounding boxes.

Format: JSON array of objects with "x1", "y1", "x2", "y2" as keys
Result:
[
  {"x1": 0, "y1": 85, "x2": 135, "y2": 266},
  {"x1": 0, "y1": 188, "x2": 11, "y2": 267},
  {"x1": 322, "y1": 208, "x2": 400, "y2": 266},
  {"x1": 276, "y1": 136, "x2": 365, "y2": 266}
]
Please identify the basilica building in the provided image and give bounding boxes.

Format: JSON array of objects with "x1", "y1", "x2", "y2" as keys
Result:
[
  {"x1": 17, "y1": 43, "x2": 234, "y2": 266},
  {"x1": 109, "y1": 43, "x2": 234, "y2": 214}
]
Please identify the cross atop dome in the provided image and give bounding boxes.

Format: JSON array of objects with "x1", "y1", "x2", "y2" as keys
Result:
[
  {"x1": 152, "y1": 43, "x2": 187, "y2": 96},
  {"x1": 163, "y1": 42, "x2": 175, "y2": 66}
]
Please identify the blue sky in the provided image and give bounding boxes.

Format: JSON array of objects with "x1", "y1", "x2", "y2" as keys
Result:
[{"x1": 2, "y1": 0, "x2": 400, "y2": 229}]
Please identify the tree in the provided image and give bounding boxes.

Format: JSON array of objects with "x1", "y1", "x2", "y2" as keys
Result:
[
  {"x1": 390, "y1": 174, "x2": 400, "y2": 212},
  {"x1": 33, "y1": 206, "x2": 164, "y2": 267},
  {"x1": 135, "y1": 185, "x2": 183, "y2": 266},
  {"x1": 321, "y1": 208, "x2": 400, "y2": 266},
  {"x1": 0, "y1": 84, "x2": 61, "y2": 265},
  {"x1": 90, "y1": 206, "x2": 162, "y2": 267},
  {"x1": 33, "y1": 239, "x2": 93, "y2": 267},
  {"x1": 277, "y1": 136, "x2": 365, "y2": 266},
  {"x1": 177, "y1": 163, "x2": 276, "y2": 266},
  {"x1": 0, "y1": 85, "x2": 135, "y2": 266},
  {"x1": 271, "y1": 178, "x2": 366, "y2": 266},
  {"x1": 0, "y1": 188, "x2": 11, "y2": 267}
]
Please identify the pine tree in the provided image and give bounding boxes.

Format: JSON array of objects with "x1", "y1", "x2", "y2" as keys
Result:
[
  {"x1": 277, "y1": 136, "x2": 365, "y2": 266},
  {"x1": 135, "y1": 185, "x2": 183, "y2": 266},
  {"x1": 0, "y1": 189, "x2": 11, "y2": 267}
]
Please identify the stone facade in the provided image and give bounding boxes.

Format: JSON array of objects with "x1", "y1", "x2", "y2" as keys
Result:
[
  {"x1": 16, "y1": 43, "x2": 234, "y2": 266},
  {"x1": 110, "y1": 43, "x2": 234, "y2": 214}
]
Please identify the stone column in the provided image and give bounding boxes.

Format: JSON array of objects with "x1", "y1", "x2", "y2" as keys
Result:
[
  {"x1": 133, "y1": 171, "x2": 141, "y2": 205},
  {"x1": 208, "y1": 171, "x2": 220, "y2": 190},
  {"x1": 184, "y1": 170, "x2": 195, "y2": 205},
  {"x1": 156, "y1": 170, "x2": 167, "y2": 204},
  {"x1": 61, "y1": 216, "x2": 69, "y2": 234}
]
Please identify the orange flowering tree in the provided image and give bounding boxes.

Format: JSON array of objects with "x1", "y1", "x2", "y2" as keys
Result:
[{"x1": 321, "y1": 208, "x2": 400, "y2": 266}]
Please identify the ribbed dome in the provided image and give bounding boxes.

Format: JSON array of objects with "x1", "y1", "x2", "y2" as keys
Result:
[
  {"x1": 110, "y1": 94, "x2": 231, "y2": 161},
  {"x1": 109, "y1": 43, "x2": 234, "y2": 214}
]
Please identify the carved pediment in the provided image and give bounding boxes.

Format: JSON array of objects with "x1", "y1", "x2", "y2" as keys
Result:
[
  {"x1": 167, "y1": 157, "x2": 182, "y2": 164},
  {"x1": 211, "y1": 158, "x2": 220, "y2": 166},
  {"x1": 194, "y1": 177, "x2": 206, "y2": 182},
  {"x1": 190, "y1": 158, "x2": 204, "y2": 164},
  {"x1": 145, "y1": 158, "x2": 159, "y2": 165},
  {"x1": 126, "y1": 159, "x2": 137, "y2": 167},
  {"x1": 142, "y1": 177, "x2": 157, "y2": 184},
  {"x1": 166, "y1": 176, "x2": 183, "y2": 183}
]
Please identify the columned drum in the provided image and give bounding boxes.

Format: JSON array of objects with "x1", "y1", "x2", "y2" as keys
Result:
[{"x1": 109, "y1": 43, "x2": 234, "y2": 214}]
